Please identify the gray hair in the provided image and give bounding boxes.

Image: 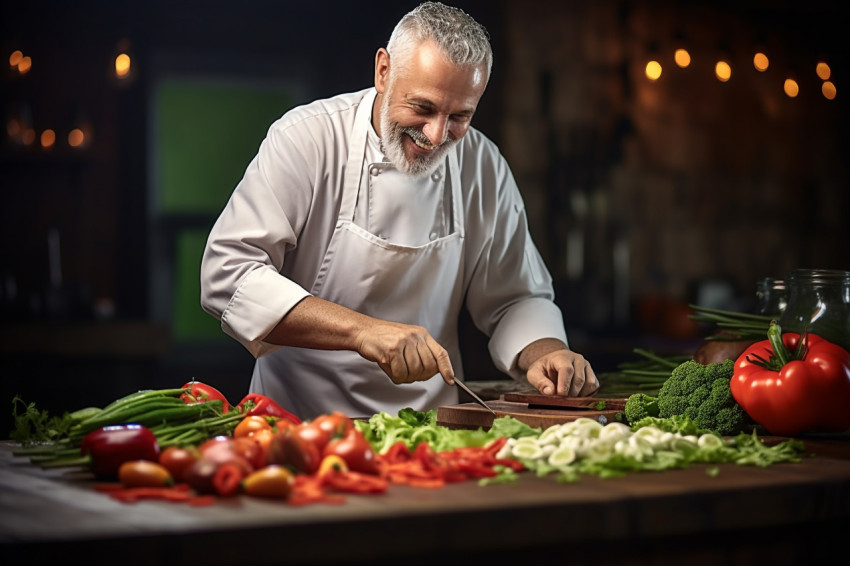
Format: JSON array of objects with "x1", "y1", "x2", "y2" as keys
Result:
[{"x1": 387, "y1": 2, "x2": 492, "y2": 78}]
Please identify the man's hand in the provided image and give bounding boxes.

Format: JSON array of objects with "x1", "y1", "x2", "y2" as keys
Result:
[
  {"x1": 519, "y1": 338, "x2": 599, "y2": 397},
  {"x1": 266, "y1": 296, "x2": 454, "y2": 385},
  {"x1": 356, "y1": 321, "x2": 455, "y2": 385}
]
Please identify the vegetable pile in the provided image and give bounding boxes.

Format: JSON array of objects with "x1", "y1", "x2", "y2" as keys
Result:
[{"x1": 9, "y1": 377, "x2": 809, "y2": 506}]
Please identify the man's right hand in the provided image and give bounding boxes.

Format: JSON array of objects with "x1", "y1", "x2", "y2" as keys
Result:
[
  {"x1": 356, "y1": 320, "x2": 456, "y2": 385},
  {"x1": 265, "y1": 296, "x2": 455, "y2": 386}
]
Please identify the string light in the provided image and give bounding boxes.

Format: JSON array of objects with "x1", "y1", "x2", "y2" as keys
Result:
[
  {"x1": 753, "y1": 52, "x2": 769, "y2": 72},
  {"x1": 645, "y1": 60, "x2": 662, "y2": 81},
  {"x1": 674, "y1": 48, "x2": 691, "y2": 68},
  {"x1": 784, "y1": 79, "x2": 800, "y2": 98},
  {"x1": 715, "y1": 61, "x2": 732, "y2": 82}
]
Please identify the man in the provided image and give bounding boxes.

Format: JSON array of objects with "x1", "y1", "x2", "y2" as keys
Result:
[{"x1": 200, "y1": 2, "x2": 598, "y2": 420}]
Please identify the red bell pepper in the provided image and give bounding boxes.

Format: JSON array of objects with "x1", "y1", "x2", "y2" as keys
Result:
[
  {"x1": 80, "y1": 424, "x2": 161, "y2": 478},
  {"x1": 180, "y1": 381, "x2": 232, "y2": 413},
  {"x1": 237, "y1": 393, "x2": 301, "y2": 425},
  {"x1": 731, "y1": 322, "x2": 850, "y2": 436}
]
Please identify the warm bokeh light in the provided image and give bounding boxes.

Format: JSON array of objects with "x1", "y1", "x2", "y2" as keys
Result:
[
  {"x1": 9, "y1": 50, "x2": 23, "y2": 67},
  {"x1": 40, "y1": 129, "x2": 56, "y2": 148},
  {"x1": 822, "y1": 81, "x2": 837, "y2": 100},
  {"x1": 674, "y1": 49, "x2": 691, "y2": 68},
  {"x1": 22, "y1": 128, "x2": 36, "y2": 145},
  {"x1": 715, "y1": 61, "x2": 732, "y2": 82},
  {"x1": 7, "y1": 118, "x2": 22, "y2": 139},
  {"x1": 645, "y1": 60, "x2": 662, "y2": 81},
  {"x1": 784, "y1": 79, "x2": 800, "y2": 98},
  {"x1": 816, "y1": 62, "x2": 831, "y2": 80},
  {"x1": 115, "y1": 53, "x2": 131, "y2": 78},
  {"x1": 17, "y1": 56, "x2": 32, "y2": 74},
  {"x1": 753, "y1": 52, "x2": 769, "y2": 72},
  {"x1": 68, "y1": 128, "x2": 86, "y2": 147}
]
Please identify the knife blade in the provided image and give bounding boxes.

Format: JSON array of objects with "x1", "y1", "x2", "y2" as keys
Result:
[{"x1": 453, "y1": 378, "x2": 497, "y2": 416}]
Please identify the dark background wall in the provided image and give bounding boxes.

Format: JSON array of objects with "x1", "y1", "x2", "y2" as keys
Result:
[{"x1": 1, "y1": 1, "x2": 847, "y2": 435}]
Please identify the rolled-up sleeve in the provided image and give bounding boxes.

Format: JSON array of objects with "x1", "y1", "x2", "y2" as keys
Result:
[{"x1": 200, "y1": 114, "x2": 316, "y2": 357}]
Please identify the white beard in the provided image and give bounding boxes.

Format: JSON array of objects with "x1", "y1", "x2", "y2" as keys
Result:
[{"x1": 378, "y1": 89, "x2": 458, "y2": 178}]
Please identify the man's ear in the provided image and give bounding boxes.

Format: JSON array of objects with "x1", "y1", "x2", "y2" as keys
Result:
[{"x1": 374, "y1": 48, "x2": 390, "y2": 94}]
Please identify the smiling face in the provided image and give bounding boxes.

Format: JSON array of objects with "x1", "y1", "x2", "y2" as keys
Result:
[{"x1": 373, "y1": 40, "x2": 488, "y2": 177}]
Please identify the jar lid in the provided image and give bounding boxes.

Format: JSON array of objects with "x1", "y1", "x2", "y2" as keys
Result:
[{"x1": 787, "y1": 268, "x2": 850, "y2": 284}]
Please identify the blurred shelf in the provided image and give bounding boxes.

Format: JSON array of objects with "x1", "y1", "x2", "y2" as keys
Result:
[{"x1": 0, "y1": 320, "x2": 172, "y2": 358}]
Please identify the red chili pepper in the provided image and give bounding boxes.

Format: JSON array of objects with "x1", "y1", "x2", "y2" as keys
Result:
[
  {"x1": 731, "y1": 321, "x2": 850, "y2": 436},
  {"x1": 180, "y1": 381, "x2": 232, "y2": 413},
  {"x1": 237, "y1": 393, "x2": 302, "y2": 425},
  {"x1": 80, "y1": 424, "x2": 161, "y2": 478}
]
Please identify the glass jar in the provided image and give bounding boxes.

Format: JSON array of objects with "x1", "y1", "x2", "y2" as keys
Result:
[
  {"x1": 755, "y1": 277, "x2": 788, "y2": 316},
  {"x1": 778, "y1": 268, "x2": 850, "y2": 352}
]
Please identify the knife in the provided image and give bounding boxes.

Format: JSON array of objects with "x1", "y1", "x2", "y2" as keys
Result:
[{"x1": 453, "y1": 378, "x2": 497, "y2": 416}]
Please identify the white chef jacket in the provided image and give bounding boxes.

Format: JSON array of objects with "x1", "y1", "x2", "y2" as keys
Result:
[{"x1": 200, "y1": 87, "x2": 568, "y2": 419}]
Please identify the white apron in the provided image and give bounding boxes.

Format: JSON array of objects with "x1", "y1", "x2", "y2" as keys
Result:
[{"x1": 249, "y1": 91, "x2": 465, "y2": 419}]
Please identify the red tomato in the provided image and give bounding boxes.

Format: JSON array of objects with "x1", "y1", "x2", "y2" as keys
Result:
[
  {"x1": 234, "y1": 415, "x2": 273, "y2": 438},
  {"x1": 199, "y1": 437, "x2": 253, "y2": 474},
  {"x1": 230, "y1": 437, "x2": 265, "y2": 470},
  {"x1": 267, "y1": 429, "x2": 321, "y2": 474},
  {"x1": 312, "y1": 412, "x2": 354, "y2": 438},
  {"x1": 249, "y1": 428, "x2": 276, "y2": 464},
  {"x1": 158, "y1": 445, "x2": 200, "y2": 483},
  {"x1": 180, "y1": 381, "x2": 232, "y2": 413},
  {"x1": 323, "y1": 428, "x2": 380, "y2": 475},
  {"x1": 293, "y1": 422, "x2": 331, "y2": 452}
]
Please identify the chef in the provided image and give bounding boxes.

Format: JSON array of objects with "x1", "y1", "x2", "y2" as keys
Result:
[{"x1": 200, "y1": 1, "x2": 599, "y2": 420}]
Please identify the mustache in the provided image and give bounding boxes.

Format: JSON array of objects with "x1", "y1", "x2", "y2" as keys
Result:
[{"x1": 402, "y1": 126, "x2": 441, "y2": 149}]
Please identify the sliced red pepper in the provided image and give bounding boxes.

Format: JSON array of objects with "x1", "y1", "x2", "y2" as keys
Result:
[
  {"x1": 322, "y1": 470, "x2": 388, "y2": 494},
  {"x1": 381, "y1": 441, "x2": 413, "y2": 464},
  {"x1": 212, "y1": 462, "x2": 245, "y2": 497}
]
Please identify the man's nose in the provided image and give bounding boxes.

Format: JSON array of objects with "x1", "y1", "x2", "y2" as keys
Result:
[{"x1": 423, "y1": 117, "x2": 448, "y2": 146}]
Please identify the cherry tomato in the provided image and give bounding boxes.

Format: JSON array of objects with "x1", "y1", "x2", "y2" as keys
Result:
[
  {"x1": 158, "y1": 445, "x2": 200, "y2": 483},
  {"x1": 242, "y1": 465, "x2": 295, "y2": 499},
  {"x1": 118, "y1": 460, "x2": 174, "y2": 487},
  {"x1": 323, "y1": 428, "x2": 380, "y2": 475},
  {"x1": 293, "y1": 422, "x2": 331, "y2": 452},
  {"x1": 234, "y1": 415, "x2": 273, "y2": 438},
  {"x1": 249, "y1": 428, "x2": 276, "y2": 464},
  {"x1": 230, "y1": 436, "x2": 265, "y2": 470},
  {"x1": 312, "y1": 412, "x2": 354, "y2": 438},
  {"x1": 267, "y1": 429, "x2": 321, "y2": 474},
  {"x1": 199, "y1": 437, "x2": 253, "y2": 474}
]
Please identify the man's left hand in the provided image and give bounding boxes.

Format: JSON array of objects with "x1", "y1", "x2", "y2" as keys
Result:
[{"x1": 522, "y1": 343, "x2": 599, "y2": 397}]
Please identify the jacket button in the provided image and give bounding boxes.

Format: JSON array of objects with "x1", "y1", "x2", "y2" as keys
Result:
[{"x1": 370, "y1": 166, "x2": 380, "y2": 176}]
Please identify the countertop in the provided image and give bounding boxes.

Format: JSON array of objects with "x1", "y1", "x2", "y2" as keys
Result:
[{"x1": 3, "y1": 437, "x2": 850, "y2": 565}]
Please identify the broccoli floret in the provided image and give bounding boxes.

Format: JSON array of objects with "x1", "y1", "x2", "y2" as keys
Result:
[
  {"x1": 624, "y1": 393, "x2": 660, "y2": 425},
  {"x1": 651, "y1": 358, "x2": 753, "y2": 436},
  {"x1": 694, "y1": 378, "x2": 754, "y2": 436}
]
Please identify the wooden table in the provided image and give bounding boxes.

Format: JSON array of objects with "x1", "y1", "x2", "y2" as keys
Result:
[{"x1": 2, "y1": 438, "x2": 850, "y2": 565}]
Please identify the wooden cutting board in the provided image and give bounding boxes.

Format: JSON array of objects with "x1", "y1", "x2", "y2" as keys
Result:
[{"x1": 436, "y1": 396, "x2": 628, "y2": 430}]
